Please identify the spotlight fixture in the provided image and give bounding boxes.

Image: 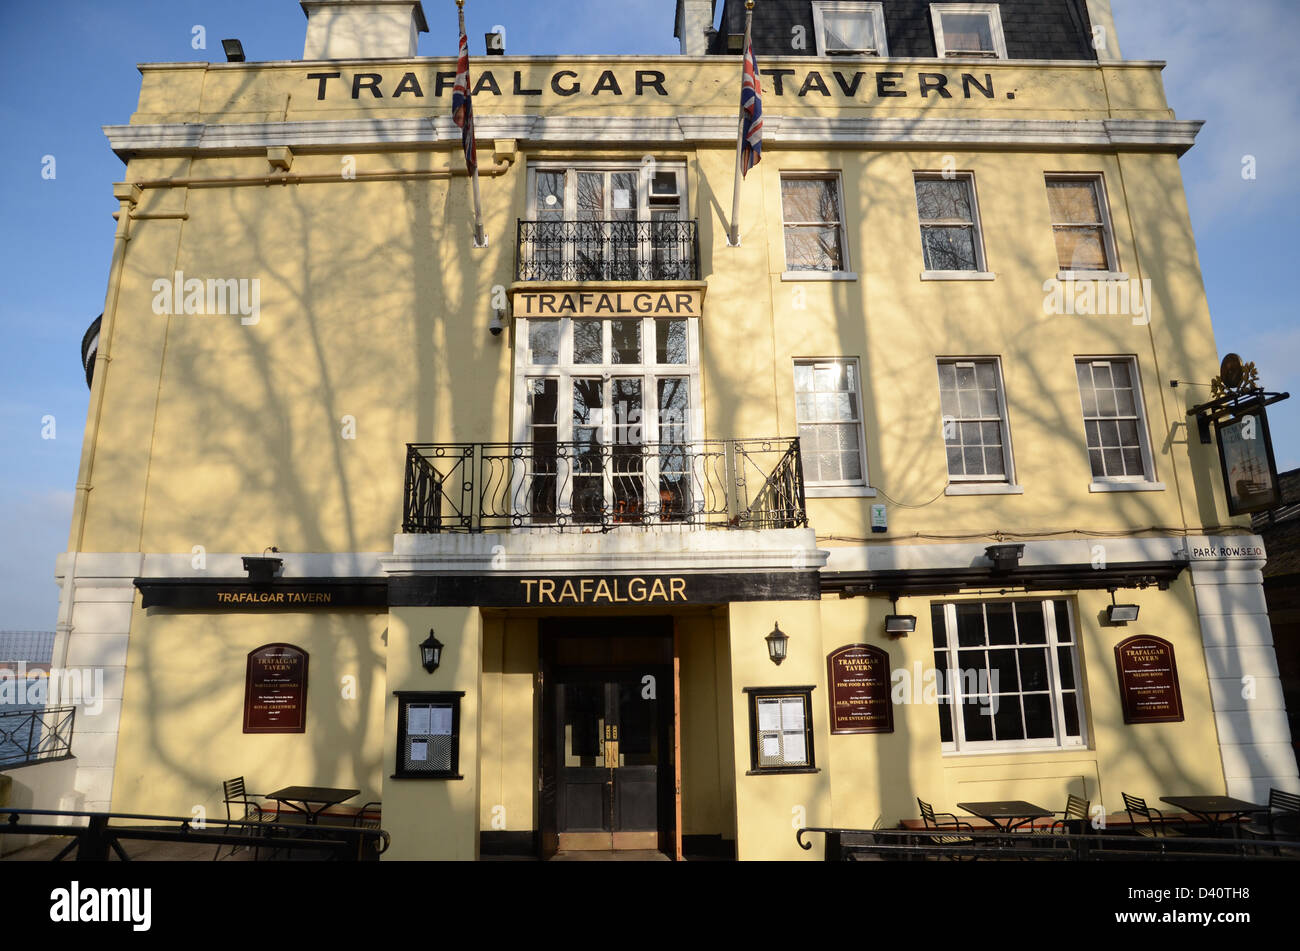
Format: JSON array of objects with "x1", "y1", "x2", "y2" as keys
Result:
[
  {"x1": 1105, "y1": 589, "x2": 1140, "y2": 625},
  {"x1": 884, "y1": 597, "x2": 916, "y2": 636},
  {"x1": 222, "y1": 39, "x2": 245, "y2": 63},
  {"x1": 985, "y1": 543, "x2": 1025, "y2": 573}
]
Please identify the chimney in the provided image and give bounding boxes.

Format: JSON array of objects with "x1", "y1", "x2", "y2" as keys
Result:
[
  {"x1": 301, "y1": 0, "x2": 429, "y2": 60},
  {"x1": 675, "y1": 0, "x2": 714, "y2": 56}
]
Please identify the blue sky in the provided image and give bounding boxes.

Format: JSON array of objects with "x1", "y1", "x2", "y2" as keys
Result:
[{"x1": 0, "y1": 0, "x2": 1296, "y2": 630}]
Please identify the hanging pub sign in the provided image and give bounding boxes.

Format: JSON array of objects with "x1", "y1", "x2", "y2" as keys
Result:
[
  {"x1": 827, "y1": 644, "x2": 894, "y2": 734},
  {"x1": 243, "y1": 644, "x2": 309, "y2": 734},
  {"x1": 1114, "y1": 635, "x2": 1183, "y2": 724},
  {"x1": 1215, "y1": 403, "x2": 1281, "y2": 516}
]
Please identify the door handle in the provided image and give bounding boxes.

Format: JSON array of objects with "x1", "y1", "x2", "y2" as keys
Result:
[{"x1": 605, "y1": 739, "x2": 619, "y2": 768}]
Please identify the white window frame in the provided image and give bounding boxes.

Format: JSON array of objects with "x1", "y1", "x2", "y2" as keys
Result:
[
  {"x1": 513, "y1": 317, "x2": 704, "y2": 525},
  {"x1": 793, "y1": 357, "x2": 872, "y2": 495},
  {"x1": 914, "y1": 171, "x2": 990, "y2": 277},
  {"x1": 930, "y1": 3, "x2": 1008, "y2": 60},
  {"x1": 1074, "y1": 356, "x2": 1160, "y2": 489},
  {"x1": 933, "y1": 598, "x2": 1087, "y2": 755},
  {"x1": 811, "y1": 2, "x2": 889, "y2": 57},
  {"x1": 936, "y1": 357, "x2": 1017, "y2": 487},
  {"x1": 779, "y1": 172, "x2": 852, "y2": 275},
  {"x1": 1045, "y1": 173, "x2": 1121, "y2": 278}
]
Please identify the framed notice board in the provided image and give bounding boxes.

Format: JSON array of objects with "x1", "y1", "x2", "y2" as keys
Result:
[
  {"x1": 243, "y1": 643, "x2": 309, "y2": 733},
  {"x1": 1114, "y1": 635, "x2": 1183, "y2": 724}
]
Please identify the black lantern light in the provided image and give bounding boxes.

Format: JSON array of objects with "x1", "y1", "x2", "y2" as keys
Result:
[
  {"x1": 419, "y1": 630, "x2": 445, "y2": 674},
  {"x1": 765, "y1": 623, "x2": 789, "y2": 665}
]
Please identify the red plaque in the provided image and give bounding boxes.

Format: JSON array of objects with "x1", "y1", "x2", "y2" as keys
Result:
[
  {"x1": 243, "y1": 644, "x2": 309, "y2": 733},
  {"x1": 827, "y1": 644, "x2": 893, "y2": 734},
  {"x1": 1114, "y1": 635, "x2": 1183, "y2": 724}
]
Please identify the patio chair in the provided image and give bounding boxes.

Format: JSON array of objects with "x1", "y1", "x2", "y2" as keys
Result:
[
  {"x1": 214, "y1": 776, "x2": 279, "y2": 860},
  {"x1": 352, "y1": 801, "x2": 382, "y2": 830},
  {"x1": 917, "y1": 798, "x2": 978, "y2": 860},
  {"x1": 1243, "y1": 788, "x2": 1300, "y2": 854},
  {"x1": 1122, "y1": 793, "x2": 1189, "y2": 838}
]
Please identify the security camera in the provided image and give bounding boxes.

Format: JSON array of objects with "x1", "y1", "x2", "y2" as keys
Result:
[{"x1": 489, "y1": 310, "x2": 505, "y2": 336}]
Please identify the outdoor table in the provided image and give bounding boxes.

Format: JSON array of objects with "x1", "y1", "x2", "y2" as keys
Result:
[
  {"x1": 265, "y1": 786, "x2": 361, "y2": 825},
  {"x1": 957, "y1": 800, "x2": 1054, "y2": 832},
  {"x1": 1159, "y1": 796, "x2": 1263, "y2": 838}
]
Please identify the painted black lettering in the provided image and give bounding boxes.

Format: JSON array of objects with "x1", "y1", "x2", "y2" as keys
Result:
[
  {"x1": 392, "y1": 72, "x2": 424, "y2": 98},
  {"x1": 875, "y1": 71, "x2": 907, "y2": 98},
  {"x1": 473, "y1": 71, "x2": 501, "y2": 96},
  {"x1": 551, "y1": 70, "x2": 580, "y2": 96},
  {"x1": 799, "y1": 71, "x2": 831, "y2": 97},
  {"x1": 352, "y1": 74, "x2": 383, "y2": 99},
  {"x1": 962, "y1": 73, "x2": 994, "y2": 99},
  {"x1": 306, "y1": 71, "x2": 341, "y2": 101},
  {"x1": 435, "y1": 71, "x2": 458, "y2": 96},
  {"x1": 513, "y1": 71, "x2": 542, "y2": 96},
  {"x1": 919, "y1": 72, "x2": 952, "y2": 99},
  {"x1": 635, "y1": 70, "x2": 668, "y2": 96},
  {"x1": 760, "y1": 68, "x2": 796, "y2": 96},
  {"x1": 675, "y1": 293, "x2": 693, "y2": 313},
  {"x1": 591, "y1": 70, "x2": 621, "y2": 95},
  {"x1": 833, "y1": 70, "x2": 864, "y2": 98}
]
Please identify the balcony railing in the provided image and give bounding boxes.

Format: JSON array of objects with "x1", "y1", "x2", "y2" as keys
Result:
[
  {"x1": 516, "y1": 219, "x2": 700, "y2": 282},
  {"x1": 404, "y1": 438, "x2": 806, "y2": 534},
  {"x1": 0, "y1": 706, "x2": 75, "y2": 768}
]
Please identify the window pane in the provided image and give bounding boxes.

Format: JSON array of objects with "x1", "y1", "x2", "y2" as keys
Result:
[
  {"x1": 955, "y1": 603, "x2": 985, "y2": 647},
  {"x1": 1053, "y1": 601, "x2": 1073, "y2": 643},
  {"x1": 824, "y1": 12, "x2": 879, "y2": 51},
  {"x1": 1062, "y1": 693, "x2": 1080, "y2": 736},
  {"x1": 915, "y1": 179, "x2": 973, "y2": 222},
  {"x1": 931, "y1": 604, "x2": 947, "y2": 649},
  {"x1": 921, "y1": 226, "x2": 978, "y2": 271},
  {"x1": 529, "y1": 319, "x2": 559, "y2": 365},
  {"x1": 781, "y1": 178, "x2": 838, "y2": 223},
  {"x1": 1024, "y1": 695, "x2": 1055, "y2": 739},
  {"x1": 993, "y1": 697, "x2": 1024, "y2": 741},
  {"x1": 536, "y1": 171, "x2": 564, "y2": 217},
  {"x1": 1047, "y1": 180, "x2": 1101, "y2": 223},
  {"x1": 611, "y1": 319, "x2": 641, "y2": 364},
  {"x1": 1055, "y1": 228, "x2": 1109, "y2": 271},
  {"x1": 785, "y1": 227, "x2": 844, "y2": 271},
  {"x1": 987, "y1": 603, "x2": 1015, "y2": 645},
  {"x1": 1016, "y1": 603, "x2": 1046, "y2": 644},
  {"x1": 988, "y1": 648, "x2": 1019, "y2": 692},
  {"x1": 655, "y1": 319, "x2": 687, "y2": 364},
  {"x1": 657, "y1": 377, "x2": 689, "y2": 440},
  {"x1": 962, "y1": 700, "x2": 993, "y2": 741},
  {"x1": 941, "y1": 12, "x2": 995, "y2": 52},
  {"x1": 576, "y1": 172, "x2": 604, "y2": 219},
  {"x1": 573, "y1": 320, "x2": 602, "y2": 364},
  {"x1": 1018, "y1": 648, "x2": 1049, "y2": 691},
  {"x1": 1057, "y1": 647, "x2": 1076, "y2": 690}
]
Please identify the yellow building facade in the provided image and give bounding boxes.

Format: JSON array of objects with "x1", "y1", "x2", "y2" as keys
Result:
[{"x1": 56, "y1": 0, "x2": 1298, "y2": 859}]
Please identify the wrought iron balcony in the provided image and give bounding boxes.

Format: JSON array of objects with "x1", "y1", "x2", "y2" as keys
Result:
[
  {"x1": 516, "y1": 219, "x2": 700, "y2": 282},
  {"x1": 0, "y1": 706, "x2": 75, "y2": 768},
  {"x1": 404, "y1": 438, "x2": 806, "y2": 534}
]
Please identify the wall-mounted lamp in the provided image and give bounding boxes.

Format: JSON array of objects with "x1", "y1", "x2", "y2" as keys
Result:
[
  {"x1": 765, "y1": 623, "x2": 789, "y2": 665},
  {"x1": 242, "y1": 548, "x2": 282, "y2": 582},
  {"x1": 884, "y1": 598, "x2": 916, "y2": 636},
  {"x1": 419, "y1": 630, "x2": 445, "y2": 674},
  {"x1": 222, "y1": 39, "x2": 245, "y2": 63},
  {"x1": 985, "y1": 543, "x2": 1025, "y2": 573},
  {"x1": 1105, "y1": 590, "x2": 1140, "y2": 626},
  {"x1": 489, "y1": 308, "x2": 505, "y2": 336}
]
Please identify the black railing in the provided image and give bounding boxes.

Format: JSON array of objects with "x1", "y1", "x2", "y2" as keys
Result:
[
  {"x1": 404, "y1": 438, "x2": 806, "y2": 534},
  {"x1": 516, "y1": 219, "x2": 700, "y2": 282},
  {"x1": 0, "y1": 706, "x2": 75, "y2": 768}
]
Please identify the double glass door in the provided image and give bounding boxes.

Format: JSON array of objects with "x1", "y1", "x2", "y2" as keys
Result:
[{"x1": 555, "y1": 671, "x2": 660, "y2": 850}]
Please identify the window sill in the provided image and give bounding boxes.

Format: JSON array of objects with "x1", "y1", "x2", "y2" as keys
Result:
[
  {"x1": 1089, "y1": 481, "x2": 1165, "y2": 493},
  {"x1": 805, "y1": 485, "x2": 878, "y2": 499},
  {"x1": 921, "y1": 270, "x2": 996, "y2": 282},
  {"x1": 940, "y1": 746, "x2": 1088, "y2": 758},
  {"x1": 1057, "y1": 271, "x2": 1129, "y2": 282},
  {"x1": 781, "y1": 270, "x2": 857, "y2": 282},
  {"x1": 745, "y1": 767, "x2": 820, "y2": 776},
  {"x1": 945, "y1": 484, "x2": 1024, "y2": 496}
]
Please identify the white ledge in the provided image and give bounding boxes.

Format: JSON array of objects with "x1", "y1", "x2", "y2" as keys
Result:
[
  {"x1": 922, "y1": 270, "x2": 996, "y2": 281},
  {"x1": 805, "y1": 485, "x2": 878, "y2": 499},
  {"x1": 1089, "y1": 481, "x2": 1166, "y2": 493},
  {"x1": 945, "y1": 484, "x2": 1025, "y2": 496},
  {"x1": 781, "y1": 270, "x2": 858, "y2": 282}
]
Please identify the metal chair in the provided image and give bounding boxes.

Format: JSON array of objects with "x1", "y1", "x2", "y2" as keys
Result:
[
  {"x1": 917, "y1": 798, "x2": 978, "y2": 860},
  {"x1": 1122, "y1": 792, "x2": 1188, "y2": 838},
  {"x1": 1243, "y1": 788, "x2": 1300, "y2": 854},
  {"x1": 352, "y1": 801, "x2": 381, "y2": 830},
  {"x1": 214, "y1": 776, "x2": 279, "y2": 860}
]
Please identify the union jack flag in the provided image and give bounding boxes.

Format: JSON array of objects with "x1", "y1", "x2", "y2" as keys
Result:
[
  {"x1": 740, "y1": 42, "x2": 763, "y2": 177},
  {"x1": 452, "y1": 30, "x2": 477, "y2": 173}
]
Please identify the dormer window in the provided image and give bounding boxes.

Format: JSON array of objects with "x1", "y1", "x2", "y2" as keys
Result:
[
  {"x1": 812, "y1": 2, "x2": 889, "y2": 57},
  {"x1": 931, "y1": 4, "x2": 1007, "y2": 59}
]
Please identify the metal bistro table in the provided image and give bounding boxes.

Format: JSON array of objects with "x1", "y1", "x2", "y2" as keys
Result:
[
  {"x1": 1159, "y1": 795, "x2": 1264, "y2": 838},
  {"x1": 957, "y1": 800, "x2": 1055, "y2": 833},
  {"x1": 266, "y1": 786, "x2": 361, "y2": 825}
]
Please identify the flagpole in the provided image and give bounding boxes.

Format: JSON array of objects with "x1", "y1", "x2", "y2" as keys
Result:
[
  {"x1": 457, "y1": 0, "x2": 486, "y2": 247},
  {"x1": 728, "y1": 0, "x2": 755, "y2": 248}
]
